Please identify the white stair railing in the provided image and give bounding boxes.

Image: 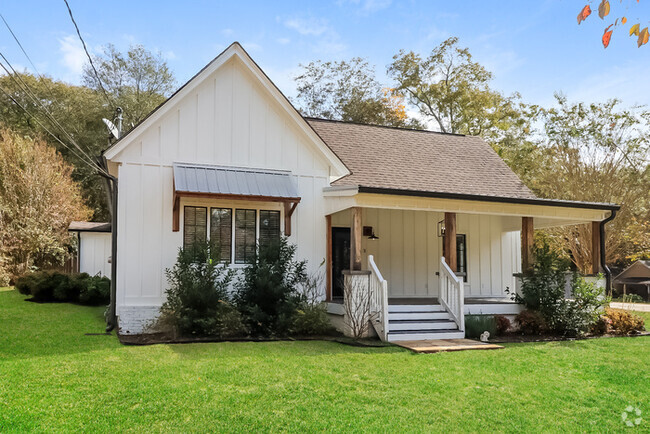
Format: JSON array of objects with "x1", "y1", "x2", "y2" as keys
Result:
[
  {"x1": 439, "y1": 257, "x2": 465, "y2": 332},
  {"x1": 368, "y1": 255, "x2": 389, "y2": 341}
]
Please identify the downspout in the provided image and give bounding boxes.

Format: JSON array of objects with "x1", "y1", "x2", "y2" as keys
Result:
[
  {"x1": 599, "y1": 209, "x2": 617, "y2": 296},
  {"x1": 97, "y1": 156, "x2": 118, "y2": 332}
]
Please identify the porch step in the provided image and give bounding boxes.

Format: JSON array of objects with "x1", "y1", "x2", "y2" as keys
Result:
[
  {"x1": 388, "y1": 311, "x2": 451, "y2": 321},
  {"x1": 389, "y1": 319, "x2": 457, "y2": 331},
  {"x1": 388, "y1": 304, "x2": 445, "y2": 313},
  {"x1": 388, "y1": 330, "x2": 465, "y2": 341}
]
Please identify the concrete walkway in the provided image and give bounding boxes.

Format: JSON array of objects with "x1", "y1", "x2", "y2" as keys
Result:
[{"x1": 610, "y1": 302, "x2": 650, "y2": 312}]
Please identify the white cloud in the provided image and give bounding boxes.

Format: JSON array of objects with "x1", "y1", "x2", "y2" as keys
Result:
[
  {"x1": 277, "y1": 37, "x2": 291, "y2": 45},
  {"x1": 163, "y1": 50, "x2": 177, "y2": 60},
  {"x1": 221, "y1": 28, "x2": 234, "y2": 37},
  {"x1": 283, "y1": 17, "x2": 330, "y2": 36},
  {"x1": 58, "y1": 35, "x2": 86, "y2": 82}
]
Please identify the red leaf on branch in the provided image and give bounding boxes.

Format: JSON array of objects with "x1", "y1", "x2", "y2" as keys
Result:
[
  {"x1": 577, "y1": 5, "x2": 591, "y2": 24},
  {"x1": 603, "y1": 25, "x2": 614, "y2": 48}
]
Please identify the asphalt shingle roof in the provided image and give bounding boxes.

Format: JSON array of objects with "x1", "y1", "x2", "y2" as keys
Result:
[{"x1": 307, "y1": 118, "x2": 537, "y2": 200}]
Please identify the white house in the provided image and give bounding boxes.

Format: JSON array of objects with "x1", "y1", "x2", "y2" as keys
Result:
[{"x1": 99, "y1": 42, "x2": 619, "y2": 341}]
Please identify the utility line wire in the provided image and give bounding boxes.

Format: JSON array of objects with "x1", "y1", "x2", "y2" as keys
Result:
[
  {"x1": 0, "y1": 12, "x2": 85, "y2": 135},
  {"x1": 0, "y1": 52, "x2": 105, "y2": 173},
  {"x1": 0, "y1": 84, "x2": 109, "y2": 176},
  {"x1": 62, "y1": 0, "x2": 114, "y2": 110}
]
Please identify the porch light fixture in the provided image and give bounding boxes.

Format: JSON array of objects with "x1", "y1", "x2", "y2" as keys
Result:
[
  {"x1": 437, "y1": 220, "x2": 445, "y2": 237},
  {"x1": 364, "y1": 225, "x2": 379, "y2": 240}
]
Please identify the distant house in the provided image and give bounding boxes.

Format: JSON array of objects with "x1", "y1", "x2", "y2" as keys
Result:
[
  {"x1": 68, "y1": 221, "x2": 111, "y2": 277},
  {"x1": 614, "y1": 260, "x2": 650, "y2": 301},
  {"x1": 92, "y1": 42, "x2": 619, "y2": 340}
]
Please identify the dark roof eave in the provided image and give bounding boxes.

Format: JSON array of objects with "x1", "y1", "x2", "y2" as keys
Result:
[{"x1": 355, "y1": 186, "x2": 621, "y2": 212}]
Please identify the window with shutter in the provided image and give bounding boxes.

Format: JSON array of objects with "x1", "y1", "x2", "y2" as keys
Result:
[
  {"x1": 210, "y1": 208, "x2": 232, "y2": 263},
  {"x1": 235, "y1": 209, "x2": 256, "y2": 264},
  {"x1": 259, "y1": 210, "x2": 280, "y2": 251},
  {"x1": 183, "y1": 206, "x2": 207, "y2": 250}
]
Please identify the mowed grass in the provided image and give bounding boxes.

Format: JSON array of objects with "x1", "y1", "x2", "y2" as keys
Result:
[{"x1": 1, "y1": 287, "x2": 649, "y2": 433}]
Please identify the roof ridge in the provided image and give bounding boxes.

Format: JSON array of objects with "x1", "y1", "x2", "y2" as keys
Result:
[{"x1": 304, "y1": 117, "x2": 467, "y2": 137}]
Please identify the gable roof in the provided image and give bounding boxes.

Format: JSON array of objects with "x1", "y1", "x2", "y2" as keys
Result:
[
  {"x1": 68, "y1": 221, "x2": 111, "y2": 232},
  {"x1": 102, "y1": 42, "x2": 349, "y2": 178},
  {"x1": 307, "y1": 118, "x2": 536, "y2": 200},
  {"x1": 615, "y1": 260, "x2": 650, "y2": 282}
]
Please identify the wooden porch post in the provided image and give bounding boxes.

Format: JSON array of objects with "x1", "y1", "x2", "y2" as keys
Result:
[
  {"x1": 444, "y1": 212, "x2": 457, "y2": 271},
  {"x1": 591, "y1": 221, "x2": 601, "y2": 275},
  {"x1": 521, "y1": 217, "x2": 534, "y2": 272},
  {"x1": 326, "y1": 215, "x2": 332, "y2": 301},
  {"x1": 351, "y1": 207, "x2": 362, "y2": 271}
]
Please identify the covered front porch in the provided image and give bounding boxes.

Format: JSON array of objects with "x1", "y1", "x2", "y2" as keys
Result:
[{"x1": 323, "y1": 188, "x2": 615, "y2": 341}]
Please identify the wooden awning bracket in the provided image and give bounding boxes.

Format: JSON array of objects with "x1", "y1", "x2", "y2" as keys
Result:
[{"x1": 284, "y1": 201, "x2": 299, "y2": 236}]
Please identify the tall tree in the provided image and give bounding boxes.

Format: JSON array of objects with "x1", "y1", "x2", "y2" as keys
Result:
[
  {"x1": 83, "y1": 44, "x2": 176, "y2": 129},
  {"x1": 0, "y1": 73, "x2": 109, "y2": 220},
  {"x1": 0, "y1": 128, "x2": 91, "y2": 283},
  {"x1": 294, "y1": 58, "x2": 418, "y2": 128},
  {"x1": 388, "y1": 37, "x2": 527, "y2": 142},
  {"x1": 532, "y1": 95, "x2": 650, "y2": 271}
]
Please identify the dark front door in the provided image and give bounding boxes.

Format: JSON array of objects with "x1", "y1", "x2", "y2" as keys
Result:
[{"x1": 332, "y1": 227, "x2": 350, "y2": 299}]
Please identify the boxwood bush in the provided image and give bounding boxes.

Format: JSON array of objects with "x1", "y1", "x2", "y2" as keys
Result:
[{"x1": 15, "y1": 271, "x2": 110, "y2": 305}]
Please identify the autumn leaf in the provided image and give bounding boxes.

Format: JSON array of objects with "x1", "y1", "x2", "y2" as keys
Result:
[
  {"x1": 639, "y1": 27, "x2": 649, "y2": 47},
  {"x1": 621, "y1": 17, "x2": 627, "y2": 24},
  {"x1": 603, "y1": 25, "x2": 614, "y2": 48},
  {"x1": 630, "y1": 23, "x2": 640, "y2": 36},
  {"x1": 598, "y1": 0, "x2": 610, "y2": 19},
  {"x1": 577, "y1": 5, "x2": 591, "y2": 24}
]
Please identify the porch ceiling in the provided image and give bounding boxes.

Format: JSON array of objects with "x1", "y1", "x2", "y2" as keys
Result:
[{"x1": 323, "y1": 188, "x2": 615, "y2": 227}]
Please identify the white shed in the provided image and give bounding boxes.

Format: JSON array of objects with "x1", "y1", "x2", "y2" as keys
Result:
[{"x1": 68, "y1": 221, "x2": 112, "y2": 277}]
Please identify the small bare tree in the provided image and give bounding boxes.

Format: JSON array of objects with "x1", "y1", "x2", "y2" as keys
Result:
[{"x1": 343, "y1": 276, "x2": 372, "y2": 339}]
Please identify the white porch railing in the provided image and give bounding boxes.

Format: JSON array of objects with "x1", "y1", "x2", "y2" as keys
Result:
[
  {"x1": 439, "y1": 257, "x2": 465, "y2": 332},
  {"x1": 368, "y1": 255, "x2": 389, "y2": 341}
]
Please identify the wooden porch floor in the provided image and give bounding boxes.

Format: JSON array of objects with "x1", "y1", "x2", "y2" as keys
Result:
[{"x1": 394, "y1": 338, "x2": 504, "y2": 353}]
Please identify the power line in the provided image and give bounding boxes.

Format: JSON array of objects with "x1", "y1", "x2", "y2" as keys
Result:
[
  {"x1": 62, "y1": 0, "x2": 114, "y2": 110},
  {"x1": 0, "y1": 52, "x2": 104, "y2": 173},
  {"x1": 0, "y1": 84, "x2": 109, "y2": 177},
  {"x1": 0, "y1": 12, "x2": 84, "y2": 133}
]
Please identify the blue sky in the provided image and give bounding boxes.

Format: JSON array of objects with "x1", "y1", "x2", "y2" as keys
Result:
[{"x1": 1, "y1": 0, "x2": 649, "y2": 111}]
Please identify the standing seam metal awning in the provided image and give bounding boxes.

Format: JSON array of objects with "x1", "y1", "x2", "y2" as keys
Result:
[
  {"x1": 172, "y1": 163, "x2": 301, "y2": 234},
  {"x1": 173, "y1": 163, "x2": 300, "y2": 199}
]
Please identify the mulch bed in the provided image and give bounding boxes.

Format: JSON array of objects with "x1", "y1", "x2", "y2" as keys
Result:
[
  {"x1": 489, "y1": 331, "x2": 650, "y2": 343},
  {"x1": 118, "y1": 332, "x2": 346, "y2": 346}
]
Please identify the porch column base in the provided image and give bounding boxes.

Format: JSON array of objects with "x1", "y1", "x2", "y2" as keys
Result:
[{"x1": 342, "y1": 270, "x2": 375, "y2": 339}]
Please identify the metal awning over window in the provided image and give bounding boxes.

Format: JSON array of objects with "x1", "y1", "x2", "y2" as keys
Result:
[{"x1": 172, "y1": 163, "x2": 300, "y2": 234}]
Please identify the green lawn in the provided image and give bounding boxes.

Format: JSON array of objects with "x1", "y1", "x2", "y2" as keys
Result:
[{"x1": 1, "y1": 287, "x2": 649, "y2": 432}]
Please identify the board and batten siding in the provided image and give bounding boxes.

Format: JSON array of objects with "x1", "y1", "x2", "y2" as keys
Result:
[
  {"x1": 331, "y1": 209, "x2": 521, "y2": 298},
  {"x1": 78, "y1": 232, "x2": 111, "y2": 278},
  {"x1": 110, "y1": 57, "x2": 332, "y2": 318}
]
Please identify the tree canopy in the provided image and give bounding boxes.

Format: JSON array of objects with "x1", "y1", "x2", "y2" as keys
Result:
[
  {"x1": 0, "y1": 128, "x2": 91, "y2": 284},
  {"x1": 293, "y1": 58, "x2": 418, "y2": 128}
]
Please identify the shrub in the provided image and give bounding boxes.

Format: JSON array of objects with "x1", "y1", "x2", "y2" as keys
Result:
[
  {"x1": 613, "y1": 294, "x2": 644, "y2": 303},
  {"x1": 516, "y1": 310, "x2": 547, "y2": 335},
  {"x1": 235, "y1": 237, "x2": 307, "y2": 337},
  {"x1": 591, "y1": 315, "x2": 611, "y2": 335},
  {"x1": 495, "y1": 315, "x2": 511, "y2": 335},
  {"x1": 14, "y1": 270, "x2": 110, "y2": 305},
  {"x1": 464, "y1": 315, "x2": 497, "y2": 339},
  {"x1": 293, "y1": 269, "x2": 334, "y2": 336},
  {"x1": 604, "y1": 308, "x2": 645, "y2": 335},
  {"x1": 162, "y1": 242, "x2": 239, "y2": 337},
  {"x1": 78, "y1": 275, "x2": 110, "y2": 305},
  {"x1": 515, "y1": 243, "x2": 606, "y2": 336}
]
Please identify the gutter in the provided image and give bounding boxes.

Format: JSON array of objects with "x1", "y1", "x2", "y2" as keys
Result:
[
  {"x1": 97, "y1": 156, "x2": 118, "y2": 332},
  {"x1": 355, "y1": 186, "x2": 621, "y2": 211},
  {"x1": 600, "y1": 209, "x2": 618, "y2": 296}
]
